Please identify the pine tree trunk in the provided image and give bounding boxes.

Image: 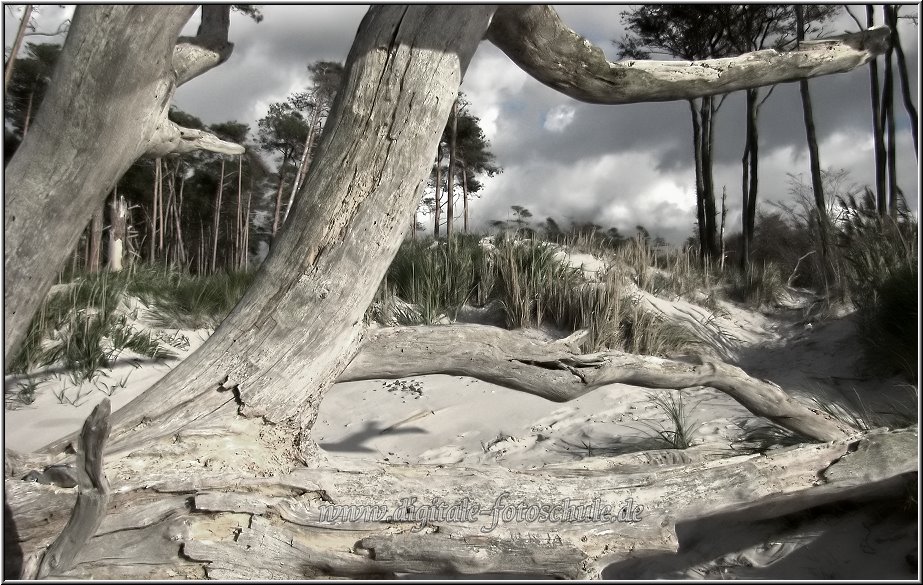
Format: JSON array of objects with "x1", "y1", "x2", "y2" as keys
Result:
[
  {"x1": 867, "y1": 6, "x2": 888, "y2": 215},
  {"x1": 880, "y1": 22, "x2": 898, "y2": 218},
  {"x1": 446, "y1": 99, "x2": 458, "y2": 238},
  {"x1": 462, "y1": 164, "x2": 470, "y2": 233},
  {"x1": 175, "y1": 163, "x2": 187, "y2": 267},
  {"x1": 285, "y1": 107, "x2": 322, "y2": 224},
  {"x1": 433, "y1": 153, "x2": 442, "y2": 237},
  {"x1": 719, "y1": 186, "x2": 727, "y2": 273},
  {"x1": 745, "y1": 89, "x2": 759, "y2": 258},
  {"x1": 235, "y1": 155, "x2": 243, "y2": 266},
  {"x1": 157, "y1": 159, "x2": 165, "y2": 253},
  {"x1": 885, "y1": 6, "x2": 918, "y2": 157},
  {"x1": 740, "y1": 117, "x2": 751, "y2": 272},
  {"x1": 86, "y1": 206, "x2": 103, "y2": 273},
  {"x1": 796, "y1": 6, "x2": 829, "y2": 265},
  {"x1": 271, "y1": 162, "x2": 288, "y2": 237},
  {"x1": 689, "y1": 99, "x2": 706, "y2": 260},
  {"x1": 242, "y1": 175, "x2": 253, "y2": 270},
  {"x1": 22, "y1": 91, "x2": 34, "y2": 139},
  {"x1": 149, "y1": 159, "x2": 159, "y2": 263},
  {"x1": 211, "y1": 158, "x2": 225, "y2": 274},
  {"x1": 702, "y1": 96, "x2": 719, "y2": 262},
  {"x1": 163, "y1": 164, "x2": 176, "y2": 262}
]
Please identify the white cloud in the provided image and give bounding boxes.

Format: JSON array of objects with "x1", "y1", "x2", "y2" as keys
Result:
[
  {"x1": 543, "y1": 105, "x2": 576, "y2": 132},
  {"x1": 460, "y1": 47, "x2": 529, "y2": 142}
]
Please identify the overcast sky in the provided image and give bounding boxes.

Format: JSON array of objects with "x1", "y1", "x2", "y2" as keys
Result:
[{"x1": 6, "y1": 4, "x2": 920, "y2": 244}]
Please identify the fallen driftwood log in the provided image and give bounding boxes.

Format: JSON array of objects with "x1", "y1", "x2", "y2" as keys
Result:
[
  {"x1": 5, "y1": 420, "x2": 916, "y2": 579},
  {"x1": 341, "y1": 325, "x2": 857, "y2": 442}
]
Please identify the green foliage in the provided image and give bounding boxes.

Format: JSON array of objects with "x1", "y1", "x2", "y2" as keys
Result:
[
  {"x1": 138, "y1": 268, "x2": 257, "y2": 329},
  {"x1": 620, "y1": 300, "x2": 702, "y2": 357},
  {"x1": 725, "y1": 262, "x2": 785, "y2": 307},
  {"x1": 6, "y1": 267, "x2": 253, "y2": 382},
  {"x1": 3, "y1": 42, "x2": 61, "y2": 138},
  {"x1": 838, "y1": 190, "x2": 918, "y2": 381},
  {"x1": 258, "y1": 101, "x2": 310, "y2": 159},
  {"x1": 634, "y1": 391, "x2": 705, "y2": 450},
  {"x1": 491, "y1": 236, "x2": 578, "y2": 329},
  {"x1": 6, "y1": 271, "x2": 180, "y2": 383},
  {"x1": 380, "y1": 232, "x2": 701, "y2": 357},
  {"x1": 384, "y1": 235, "x2": 486, "y2": 324}
]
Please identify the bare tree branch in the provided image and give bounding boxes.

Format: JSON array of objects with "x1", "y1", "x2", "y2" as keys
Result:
[
  {"x1": 487, "y1": 5, "x2": 890, "y2": 104},
  {"x1": 146, "y1": 118, "x2": 245, "y2": 157},
  {"x1": 173, "y1": 5, "x2": 234, "y2": 86},
  {"x1": 844, "y1": 5, "x2": 865, "y2": 30}
]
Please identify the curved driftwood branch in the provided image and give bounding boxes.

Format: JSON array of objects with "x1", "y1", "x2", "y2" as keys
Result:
[
  {"x1": 35, "y1": 399, "x2": 111, "y2": 579},
  {"x1": 340, "y1": 325, "x2": 856, "y2": 442},
  {"x1": 487, "y1": 5, "x2": 891, "y2": 104},
  {"x1": 6, "y1": 427, "x2": 916, "y2": 579},
  {"x1": 146, "y1": 118, "x2": 245, "y2": 157}
]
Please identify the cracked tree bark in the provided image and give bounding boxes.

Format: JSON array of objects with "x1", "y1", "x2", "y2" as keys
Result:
[
  {"x1": 6, "y1": 424, "x2": 917, "y2": 578},
  {"x1": 34, "y1": 400, "x2": 111, "y2": 579},
  {"x1": 3, "y1": 5, "x2": 896, "y2": 579}
]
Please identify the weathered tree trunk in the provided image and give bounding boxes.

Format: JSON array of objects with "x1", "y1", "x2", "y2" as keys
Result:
[
  {"x1": 3, "y1": 4, "x2": 33, "y2": 91},
  {"x1": 37, "y1": 6, "x2": 500, "y2": 461},
  {"x1": 4, "y1": 5, "x2": 243, "y2": 363}
]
